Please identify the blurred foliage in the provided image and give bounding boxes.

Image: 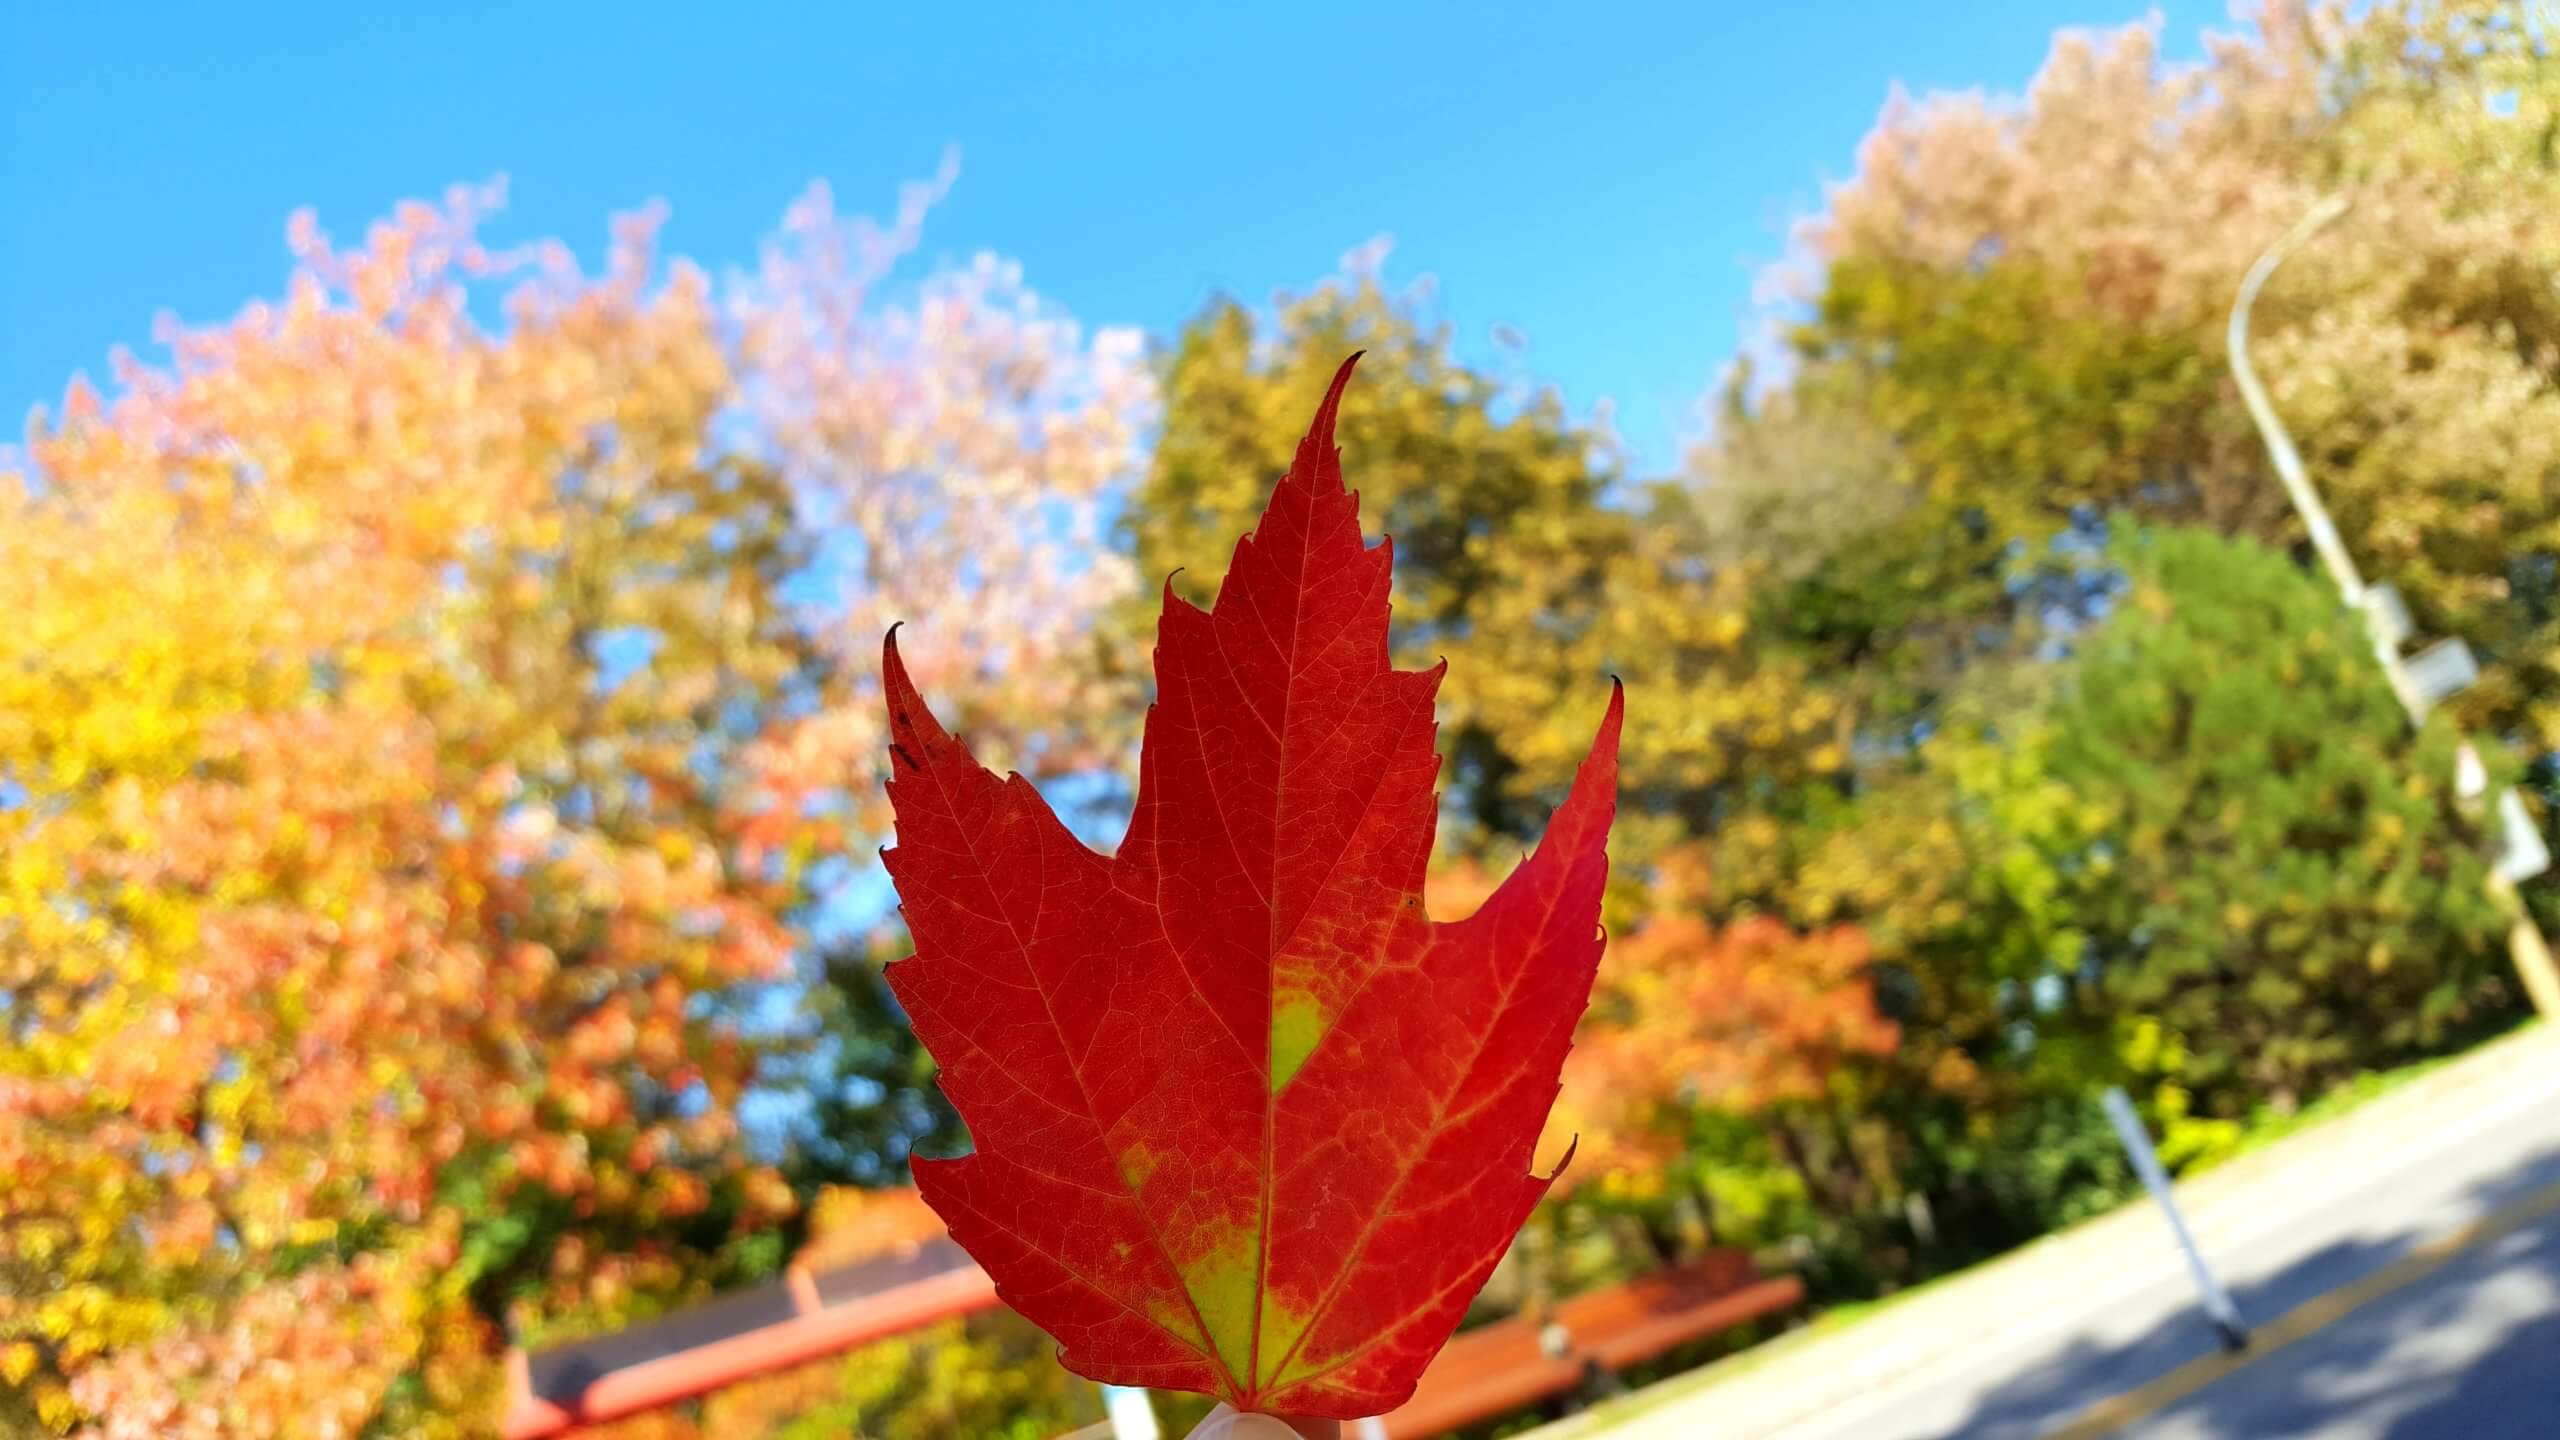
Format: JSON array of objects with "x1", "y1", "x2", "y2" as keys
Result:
[
  {"x1": 1130, "y1": 260, "x2": 1844, "y2": 871},
  {"x1": 1735, "y1": 0, "x2": 2560, "y2": 750},
  {"x1": 1798, "y1": 257, "x2": 2217, "y2": 539},
  {"x1": 1631, "y1": 0, "x2": 2554, "y2": 1309},
  {"x1": 12, "y1": 3, "x2": 2560, "y2": 1436},
  {"x1": 751, "y1": 1311, "x2": 1095, "y2": 1440},
  {"x1": 2043, "y1": 527, "x2": 2513, "y2": 1113},
  {"x1": 1541, "y1": 849, "x2": 1897, "y2": 1206},
  {"x1": 1, "y1": 190, "x2": 805, "y2": 1440},
  {"x1": 0, "y1": 174, "x2": 1149, "y2": 1437},
  {"x1": 1808, "y1": 527, "x2": 2510, "y2": 1121}
]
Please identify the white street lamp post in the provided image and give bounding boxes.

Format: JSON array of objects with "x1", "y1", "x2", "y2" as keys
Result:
[{"x1": 2228, "y1": 195, "x2": 2560, "y2": 1020}]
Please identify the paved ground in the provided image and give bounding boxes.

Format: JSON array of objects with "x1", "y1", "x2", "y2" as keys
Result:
[
  {"x1": 1534, "y1": 1023, "x2": 2560, "y2": 1440},
  {"x1": 2116, "y1": 1195, "x2": 2560, "y2": 1438}
]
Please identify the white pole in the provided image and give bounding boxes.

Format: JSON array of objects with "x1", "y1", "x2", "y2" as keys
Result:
[
  {"x1": 1103, "y1": 1386, "x2": 1159, "y2": 1440},
  {"x1": 2228, "y1": 196, "x2": 2560, "y2": 1019},
  {"x1": 2101, "y1": 1088, "x2": 2250, "y2": 1352},
  {"x1": 2227, "y1": 196, "x2": 2363, "y2": 607}
]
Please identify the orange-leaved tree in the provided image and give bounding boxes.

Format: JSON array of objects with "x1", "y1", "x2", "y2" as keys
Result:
[
  {"x1": 0, "y1": 169, "x2": 1150, "y2": 1439},
  {"x1": 1423, "y1": 854, "x2": 1892, "y2": 1222},
  {"x1": 1549, "y1": 850, "x2": 1896, "y2": 1210}
]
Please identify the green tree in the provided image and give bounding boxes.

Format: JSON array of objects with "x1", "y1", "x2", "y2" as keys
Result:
[
  {"x1": 1794, "y1": 257, "x2": 2216, "y2": 541},
  {"x1": 1785, "y1": 527, "x2": 2515, "y2": 1249},
  {"x1": 2040, "y1": 527, "x2": 2516, "y2": 1115},
  {"x1": 1818, "y1": 528, "x2": 2514, "y2": 1121},
  {"x1": 1695, "y1": 339, "x2": 2138, "y2": 761}
]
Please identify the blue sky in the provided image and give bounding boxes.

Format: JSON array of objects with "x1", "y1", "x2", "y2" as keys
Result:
[{"x1": 4, "y1": 1, "x2": 2223, "y2": 476}]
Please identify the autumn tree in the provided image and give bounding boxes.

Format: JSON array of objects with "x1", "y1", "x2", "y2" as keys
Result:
[
  {"x1": 1725, "y1": 0, "x2": 2560, "y2": 752},
  {"x1": 727, "y1": 168, "x2": 1155, "y2": 1191},
  {"x1": 1730, "y1": 526, "x2": 2510, "y2": 1267},
  {"x1": 2036, "y1": 528, "x2": 2515, "y2": 1112},
  {"x1": 1545, "y1": 852, "x2": 1895, "y2": 1236},
  {"x1": 1, "y1": 190, "x2": 799, "y2": 1439},
  {"x1": 1803, "y1": 527, "x2": 2512, "y2": 1146},
  {"x1": 0, "y1": 170, "x2": 1152, "y2": 1439},
  {"x1": 1134, "y1": 253, "x2": 1843, "y2": 871},
  {"x1": 1682, "y1": 4, "x2": 2560, "y2": 1247},
  {"x1": 733, "y1": 163, "x2": 1157, "y2": 819}
]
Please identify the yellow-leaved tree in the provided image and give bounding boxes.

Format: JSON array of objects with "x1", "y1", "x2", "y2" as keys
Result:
[{"x1": 0, "y1": 171, "x2": 1152, "y2": 1439}]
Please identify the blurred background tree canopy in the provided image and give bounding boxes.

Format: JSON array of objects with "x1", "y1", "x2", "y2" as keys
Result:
[
  {"x1": 6, "y1": 2, "x2": 2560, "y2": 1435},
  {"x1": 0, "y1": 183, "x2": 1150, "y2": 1438}
]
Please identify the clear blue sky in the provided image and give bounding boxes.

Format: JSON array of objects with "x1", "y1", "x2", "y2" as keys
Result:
[{"x1": 3, "y1": 1, "x2": 2223, "y2": 475}]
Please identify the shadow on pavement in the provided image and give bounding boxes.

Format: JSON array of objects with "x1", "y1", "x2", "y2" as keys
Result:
[{"x1": 1925, "y1": 1143, "x2": 2560, "y2": 1440}]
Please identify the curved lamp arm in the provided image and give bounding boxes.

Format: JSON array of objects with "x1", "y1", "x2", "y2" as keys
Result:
[{"x1": 2227, "y1": 193, "x2": 2360, "y2": 600}]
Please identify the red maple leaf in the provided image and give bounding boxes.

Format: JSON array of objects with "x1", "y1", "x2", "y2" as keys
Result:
[{"x1": 879, "y1": 354, "x2": 1622, "y2": 1418}]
